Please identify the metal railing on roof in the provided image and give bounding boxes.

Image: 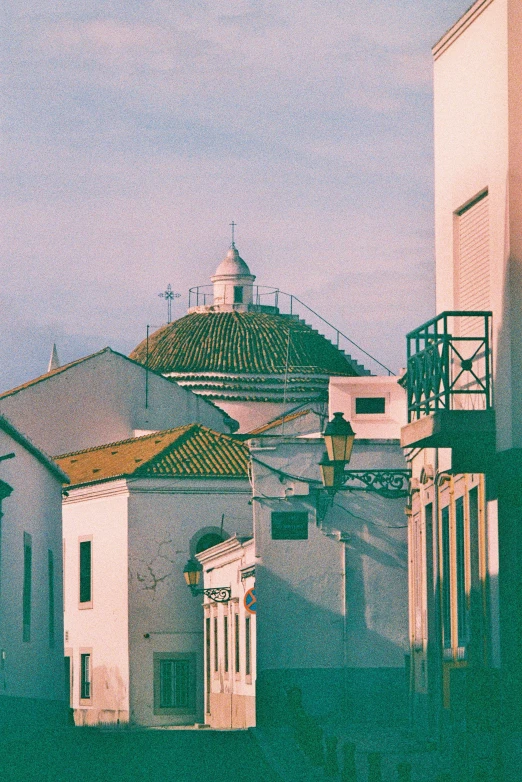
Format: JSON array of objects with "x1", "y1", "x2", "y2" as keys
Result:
[{"x1": 188, "y1": 284, "x2": 392, "y2": 376}]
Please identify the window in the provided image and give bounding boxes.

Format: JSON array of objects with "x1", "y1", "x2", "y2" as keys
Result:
[
  {"x1": 441, "y1": 506, "x2": 451, "y2": 650},
  {"x1": 80, "y1": 652, "x2": 91, "y2": 700},
  {"x1": 355, "y1": 397, "x2": 386, "y2": 415},
  {"x1": 245, "y1": 615, "x2": 251, "y2": 677},
  {"x1": 23, "y1": 532, "x2": 32, "y2": 642},
  {"x1": 455, "y1": 496, "x2": 468, "y2": 647},
  {"x1": 205, "y1": 616, "x2": 211, "y2": 712},
  {"x1": 48, "y1": 550, "x2": 55, "y2": 648},
  {"x1": 0, "y1": 481, "x2": 13, "y2": 602},
  {"x1": 213, "y1": 616, "x2": 218, "y2": 672},
  {"x1": 234, "y1": 286, "x2": 243, "y2": 304},
  {"x1": 79, "y1": 539, "x2": 92, "y2": 606},
  {"x1": 235, "y1": 613, "x2": 240, "y2": 674},
  {"x1": 224, "y1": 615, "x2": 229, "y2": 673},
  {"x1": 271, "y1": 512, "x2": 308, "y2": 540},
  {"x1": 159, "y1": 659, "x2": 189, "y2": 708},
  {"x1": 195, "y1": 533, "x2": 224, "y2": 554},
  {"x1": 455, "y1": 190, "x2": 489, "y2": 336},
  {"x1": 153, "y1": 653, "x2": 195, "y2": 715}
]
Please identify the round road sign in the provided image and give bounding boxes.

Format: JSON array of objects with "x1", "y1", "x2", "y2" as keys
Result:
[{"x1": 244, "y1": 587, "x2": 256, "y2": 614}]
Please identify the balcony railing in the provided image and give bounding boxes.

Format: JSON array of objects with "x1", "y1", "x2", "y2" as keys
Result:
[{"x1": 406, "y1": 311, "x2": 493, "y2": 422}]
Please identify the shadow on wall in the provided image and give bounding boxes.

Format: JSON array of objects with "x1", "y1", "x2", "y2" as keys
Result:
[{"x1": 255, "y1": 566, "x2": 408, "y2": 729}]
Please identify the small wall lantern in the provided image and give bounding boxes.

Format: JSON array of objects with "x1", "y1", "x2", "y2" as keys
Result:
[{"x1": 183, "y1": 558, "x2": 231, "y2": 603}]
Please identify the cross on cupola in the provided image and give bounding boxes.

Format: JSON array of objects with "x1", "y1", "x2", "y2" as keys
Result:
[
  {"x1": 158, "y1": 284, "x2": 181, "y2": 323},
  {"x1": 230, "y1": 221, "x2": 237, "y2": 247}
]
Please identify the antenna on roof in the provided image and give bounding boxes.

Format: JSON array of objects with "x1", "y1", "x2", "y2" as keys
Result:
[
  {"x1": 48, "y1": 343, "x2": 60, "y2": 373},
  {"x1": 158, "y1": 284, "x2": 181, "y2": 324}
]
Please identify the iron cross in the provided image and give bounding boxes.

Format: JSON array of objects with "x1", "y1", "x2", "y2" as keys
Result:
[
  {"x1": 158, "y1": 284, "x2": 181, "y2": 323},
  {"x1": 230, "y1": 221, "x2": 237, "y2": 245}
]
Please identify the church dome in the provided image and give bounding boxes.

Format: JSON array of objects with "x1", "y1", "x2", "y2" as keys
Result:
[
  {"x1": 212, "y1": 244, "x2": 253, "y2": 279},
  {"x1": 130, "y1": 310, "x2": 360, "y2": 378}
]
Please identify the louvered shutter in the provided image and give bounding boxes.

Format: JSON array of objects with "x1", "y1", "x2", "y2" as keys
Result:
[{"x1": 456, "y1": 191, "x2": 490, "y2": 336}]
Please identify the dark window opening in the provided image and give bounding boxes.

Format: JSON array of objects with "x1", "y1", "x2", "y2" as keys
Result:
[
  {"x1": 441, "y1": 506, "x2": 451, "y2": 649},
  {"x1": 23, "y1": 532, "x2": 32, "y2": 642},
  {"x1": 79, "y1": 540, "x2": 92, "y2": 604},
  {"x1": 195, "y1": 533, "x2": 225, "y2": 555},
  {"x1": 355, "y1": 397, "x2": 386, "y2": 415},
  {"x1": 234, "y1": 286, "x2": 243, "y2": 304}
]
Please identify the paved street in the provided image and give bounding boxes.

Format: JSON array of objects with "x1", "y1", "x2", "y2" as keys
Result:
[{"x1": 0, "y1": 728, "x2": 280, "y2": 782}]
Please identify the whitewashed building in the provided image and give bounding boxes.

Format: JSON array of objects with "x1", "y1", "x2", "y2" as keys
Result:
[
  {"x1": 199, "y1": 375, "x2": 409, "y2": 729},
  {"x1": 56, "y1": 424, "x2": 252, "y2": 726},
  {"x1": 196, "y1": 536, "x2": 256, "y2": 729},
  {"x1": 0, "y1": 415, "x2": 68, "y2": 727},
  {"x1": 0, "y1": 347, "x2": 235, "y2": 456},
  {"x1": 400, "y1": 0, "x2": 522, "y2": 775}
]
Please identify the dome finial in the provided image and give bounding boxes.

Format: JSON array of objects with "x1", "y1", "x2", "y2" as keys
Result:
[{"x1": 229, "y1": 220, "x2": 237, "y2": 248}]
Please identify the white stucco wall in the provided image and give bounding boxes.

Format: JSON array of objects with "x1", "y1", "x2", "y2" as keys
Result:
[
  {"x1": 329, "y1": 376, "x2": 406, "y2": 439},
  {"x1": 250, "y1": 436, "x2": 408, "y2": 725},
  {"x1": 62, "y1": 482, "x2": 130, "y2": 725},
  {"x1": 126, "y1": 477, "x2": 252, "y2": 727},
  {"x1": 433, "y1": 0, "x2": 522, "y2": 451},
  {"x1": 0, "y1": 349, "x2": 232, "y2": 456},
  {"x1": 0, "y1": 428, "x2": 65, "y2": 721}
]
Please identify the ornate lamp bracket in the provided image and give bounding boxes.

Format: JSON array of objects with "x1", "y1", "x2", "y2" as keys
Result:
[
  {"x1": 340, "y1": 469, "x2": 411, "y2": 499},
  {"x1": 190, "y1": 586, "x2": 231, "y2": 603}
]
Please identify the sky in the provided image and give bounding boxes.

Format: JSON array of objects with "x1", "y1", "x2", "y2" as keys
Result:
[{"x1": 2, "y1": 0, "x2": 473, "y2": 390}]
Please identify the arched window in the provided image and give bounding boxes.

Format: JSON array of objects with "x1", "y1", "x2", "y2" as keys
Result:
[{"x1": 195, "y1": 533, "x2": 225, "y2": 555}]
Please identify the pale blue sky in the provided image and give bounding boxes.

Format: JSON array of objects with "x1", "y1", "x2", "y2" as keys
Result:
[{"x1": 2, "y1": 1, "x2": 472, "y2": 388}]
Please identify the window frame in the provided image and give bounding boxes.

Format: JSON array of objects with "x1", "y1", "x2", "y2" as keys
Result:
[
  {"x1": 79, "y1": 536, "x2": 93, "y2": 609},
  {"x1": 79, "y1": 648, "x2": 92, "y2": 704},
  {"x1": 153, "y1": 652, "x2": 196, "y2": 716}
]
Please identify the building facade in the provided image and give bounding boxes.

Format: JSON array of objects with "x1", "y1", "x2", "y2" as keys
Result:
[
  {"x1": 401, "y1": 1, "x2": 522, "y2": 774},
  {"x1": 0, "y1": 415, "x2": 68, "y2": 727},
  {"x1": 56, "y1": 425, "x2": 252, "y2": 726}
]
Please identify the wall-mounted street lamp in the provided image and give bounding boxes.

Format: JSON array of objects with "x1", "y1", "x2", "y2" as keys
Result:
[
  {"x1": 319, "y1": 412, "x2": 410, "y2": 500},
  {"x1": 183, "y1": 559, "x2": 231, "y2": 603}
]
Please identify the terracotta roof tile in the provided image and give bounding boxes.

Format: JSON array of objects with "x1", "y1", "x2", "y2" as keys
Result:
[
  {"x1": 55, "y1": 425, "x2": 249, "y2": 487},
  {"x1": 130, "y1": 311, "x2": 362, "y2": 377}
]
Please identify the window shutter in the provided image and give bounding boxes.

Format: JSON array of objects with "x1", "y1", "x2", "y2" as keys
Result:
[{"x1": 456, "y1": 192, "x2": 490, "y2": 335}]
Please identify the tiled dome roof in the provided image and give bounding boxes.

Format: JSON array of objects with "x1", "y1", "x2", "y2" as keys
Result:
[{"x1": 130, "y1": 311, "x2": 361, "y2": 377}]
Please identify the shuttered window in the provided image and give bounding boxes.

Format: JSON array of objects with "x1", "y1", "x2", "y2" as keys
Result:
[
  {"x1": 159, "y1": 659, "x2": 190, "y2": 709},
  {"x1": 455, "y1": 191, "x2": 490, "y2": 335}
]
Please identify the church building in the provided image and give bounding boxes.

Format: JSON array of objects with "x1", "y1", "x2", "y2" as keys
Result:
[{"x1": 130, "y1": 243, "x2": 369, "y2": 433}]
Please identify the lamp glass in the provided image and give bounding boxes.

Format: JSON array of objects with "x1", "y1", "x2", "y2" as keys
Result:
[
  {"x1": 183, "y1": 559, "x2": 201, "y2": 587},
  {"x1": 319, "y1": 453, "x2": 336, "y2": 489},
  {"x1": 324, "y1": 412, "x2": 355, "y2": 464}
]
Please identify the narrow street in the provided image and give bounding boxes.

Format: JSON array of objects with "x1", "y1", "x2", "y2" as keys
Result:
[{"x1": 0, "y1": 728, "x2": 280, "y2": 782}]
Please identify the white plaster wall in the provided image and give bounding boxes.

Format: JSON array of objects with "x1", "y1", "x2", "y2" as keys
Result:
[
  {"x1": 212, "y1": 400, "x2": 303, "y2": 434},
  {"x1": 0, "y1": 350, "x2": 231, "y2": 456},
  {"x1": 62, "y1": 483, "x2": 130, "y2": 724},
  {"x1": 126, "y1": 478, "x2": 252, "y2": 726},
  {"x1": 251, "y1": 438, "x2": 407, "y2": 670},
  {"x1": 329, "y1": 376, "x2": 407, "y2": 440},
  {"x1": 432, "y1": 0, "x2": 522, "y2": 450},
  {"x1": 0, "y1": 429, "x2": 64, "y2": 707}
]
